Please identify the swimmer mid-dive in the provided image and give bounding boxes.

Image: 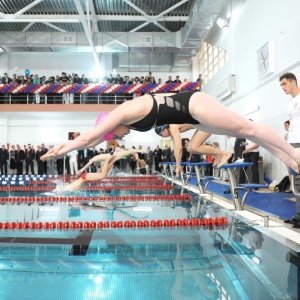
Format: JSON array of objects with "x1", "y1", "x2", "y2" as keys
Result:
[
  {"x1": 55, "y1": 148, "x2": 145, "y2": 192},
  {"x1": 155, "y1": 124, "x2": 232, "y2": 176},
  {"x1": 42, "y1": 91, "x2": 300, "y2": 173}
]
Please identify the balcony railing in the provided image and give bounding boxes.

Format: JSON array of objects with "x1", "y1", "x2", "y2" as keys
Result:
[{"x1": 0, "y1": 82, "x2": 200, "y2": 104}]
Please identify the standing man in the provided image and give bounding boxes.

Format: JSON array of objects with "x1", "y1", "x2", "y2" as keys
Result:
[
  {"x1": 40, "y1": 143, "x2": 48, "y2": 174},
  {"x1": 240, "y1": 138, "x2": 260, "y2": 184},
  {"x1": 153, "y1": 145, "x2": 163, "y2": 173},
  {"x1": 280, "y1": 72, "x2": 300, "y2": 224},
  {"x1": 145, "y1": 146, "x2": 154, "y2": 174},
  {"x1": 16, "y1": 145, "x2": 25, "y2": 175},
  {"x1": 25, "y1": 144, "x2": 35, "y2": 175},
  {"x1": 0, "y1": 145, "x2": 9, "y2": 175}
]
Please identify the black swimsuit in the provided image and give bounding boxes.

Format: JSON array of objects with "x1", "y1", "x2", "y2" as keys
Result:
[{"x1": 128, "y1": 91, "x2": 200, "y2": 132}]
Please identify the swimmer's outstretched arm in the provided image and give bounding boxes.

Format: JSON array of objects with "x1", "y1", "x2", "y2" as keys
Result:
[
  {"x1": 169, "y1": 124, "x2": 185, "y2": 177},
  {"x1": 76, "y1": 153, "x2": 111, "y2": 176},
  {"x1": 76, "y1": 148, "x2": 146, "y2": 176},
  {"x1": 41, "y1": 139, "x2": 105, "y2": 161},
  {"x1": 43, "y1": 97, "x2": 151, "y2": 159}
]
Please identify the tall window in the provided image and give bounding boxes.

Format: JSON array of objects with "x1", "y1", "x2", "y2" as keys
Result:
[{"x1": 198, "y1": 42, "x2": 227, "y2": 83}]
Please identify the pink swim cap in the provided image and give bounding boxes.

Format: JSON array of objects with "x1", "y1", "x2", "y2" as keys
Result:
[{"x1": 94, "y1": 111, "x2": 114, "y2": 141}]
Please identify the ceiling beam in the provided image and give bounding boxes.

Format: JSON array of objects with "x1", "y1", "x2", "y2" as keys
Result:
[
  {"x1": 0, "y1": 14, "x2": 188, "y2": 23},
  {"x1": 130, "y1": 21, "x2": 150, "y2": 33},
  {"x1": 42, "y1": 22, "x2": 67, "y2": 32},
  {"x1": 122, "y1": 0, "x2": 149, "y2": 18},
  {"x1": 14, "y1": 0, "x2": 44, "y2": 17},
  {"x1": 22, "y1": 22, "x2": 35, "y2": 32},
  {"x1": 74, "y1": 0, "x2": 100, "y2": 68},
  {"x1": 88, "y1": 0, "x2": 99, "y2": 32},
  {"x1": 156, "y1": 0, "x2": 189, "y2": 20}
]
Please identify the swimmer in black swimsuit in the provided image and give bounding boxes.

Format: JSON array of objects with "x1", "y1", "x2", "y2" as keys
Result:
[
  {"x1": 154, "y1": 124, "x2": 232, "y2": 176},
  {"x1": 42, "y1": 91, "x2": 300, "y2": 173}
]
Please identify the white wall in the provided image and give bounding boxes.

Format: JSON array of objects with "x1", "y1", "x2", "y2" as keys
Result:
[{"x1": 194, "y1": 0, "x2": 300, "y2": 181}]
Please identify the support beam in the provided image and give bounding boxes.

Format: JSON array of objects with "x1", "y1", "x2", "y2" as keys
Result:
[
  {"x1": 0, "y1": 14, "x2": 188, "y2": 23},
  {"x1": 153, "y1": 21, "x2": 170, "y2": 32},
  {"x1": 14, "y1": 0, "x2": 44, "y2": 17},
  {"x1": 43, "y1": 22, "x2": 67, "y2": 32},
  {"x1": 88, "y1": 0, "x2": 99, "y2": 32},
  {"x1": 156, "y1": 0, "x2": 189, "y2": 20},
  {"x1": 74, "y1": 0, "x2": 100, "y2": 68},
  {"x1": 22, "y1": 22, "x2": 35, "y2": 32},
  {"x1": 130, "y1": 21, "x2": 150, "y2": 33},
  {"x1": 122, "y1": 0, "x2": 149, "y2": 18}
]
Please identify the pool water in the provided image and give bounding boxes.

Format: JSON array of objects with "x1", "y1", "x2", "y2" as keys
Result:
[{"x1": 0, "y1": 174, "x2": 298, "y2": 300}]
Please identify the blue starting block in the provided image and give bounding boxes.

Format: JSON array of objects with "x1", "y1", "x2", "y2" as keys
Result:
[
  {"x1": 185, "y1": 162, "x2": 214, "y2": 193},
  {"x1": 221, "y1": 162, "x2": 267, "y2": 210}
]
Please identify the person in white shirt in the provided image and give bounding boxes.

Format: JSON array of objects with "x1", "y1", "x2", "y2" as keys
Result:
[
  {"x1": 225, "y1": 136, "x2": 236, "y2": 163},
  {"x1": 68, "y1": 150, "x2": 78, "y2": 175},
  {"x1": 280, "y1": 73, "x2": 300, "y2": 146},
  {"x1": 280, "y1": 73, "x2": 300, "y2": 224}
]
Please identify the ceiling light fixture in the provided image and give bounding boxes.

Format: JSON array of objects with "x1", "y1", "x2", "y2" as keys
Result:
[{"x1": 216, "y1": 17, "x2": 229, "y2": 28}]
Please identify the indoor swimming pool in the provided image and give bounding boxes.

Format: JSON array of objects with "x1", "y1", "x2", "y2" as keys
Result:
[{"x1": 0, "y1": 174, "x2": 298, "y2": 300}]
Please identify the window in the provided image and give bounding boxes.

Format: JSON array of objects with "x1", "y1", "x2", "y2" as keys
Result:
[{"x1": 197, "y1": 42, "x2": 227, "y2": 83}]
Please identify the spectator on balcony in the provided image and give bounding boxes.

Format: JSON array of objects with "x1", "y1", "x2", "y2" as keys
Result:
[
  {"x1": 60, "y1": 72, "x2": 70, "y2": 104},
  {"x1": 1, "y1": 73, "x2": 12, "y2": 84},
  {"x1": 11, "y1": 74, "x2": 20, "y2": 84},
  {"x1": 124, "y1": 76, "x2": 133, "y2": 85},
  {"x1": 114, "y1": 74, "x2": 124, "y2": 84},
  {"x1": 11, "y1": 74, "x2": 20, "y2": 103},
  {"x1": 19, "y1": 75, "x2": 25, "y2": 84},
  {"x1": 196, "y1": 74, "x2": 203, "y2": 91},
  {"x1": 140, "y1": 76, "x2": 145, "y2": 84},
  {"x1": 157, "y1": 78, "x2": 162, "y2": 85},
  {"x1": 1, "y1": 73, "x2": 12, "y2": 104},
  {"x1": 165, "y1": 76, "x2": 173, "y2": 83},
  {"x1": 107, "y1": 74, "x2": 114, "y2": 84},
  {"x1": 80, "y1": 74, "x2": 89, "y2": 104},
  {"x1": 173, "y1": 75, "x2": 181, "y2": 83},
  {"x1": 32, "y1": 74, "x2": 41, "y2": 104},
  {"x1": 149, "y1": 77, "x2": 156, "y2": 84}
]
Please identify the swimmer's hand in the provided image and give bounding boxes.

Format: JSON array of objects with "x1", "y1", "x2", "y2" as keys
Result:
[
  {"x1": 41, "y1": 153, "x2": 56, "y2": 161},
  {"x1": 76, "y1": 168, "x2": 84, "y2": 176},
  {"x1": 41, "y1": 141, "x2": 71, "y2": 161}
]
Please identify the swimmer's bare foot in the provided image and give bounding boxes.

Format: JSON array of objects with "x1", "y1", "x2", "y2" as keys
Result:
[
  {"x1": 287, "y1": 160, "x2": 299, "y2": 174},
  {"x1": 293, "y1": 148, "x2": 300, "y2": 169},
  {"x1": 216, "y1": 153, "x2": 232, "y2": 168},
  {"x1": 213, "y1": 155, "x2": 220, "y2": 167}
]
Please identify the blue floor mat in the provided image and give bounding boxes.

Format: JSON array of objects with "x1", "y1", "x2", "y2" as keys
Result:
[{"x1": 187, "y1": 178, "x2": 296, "y2": 220}]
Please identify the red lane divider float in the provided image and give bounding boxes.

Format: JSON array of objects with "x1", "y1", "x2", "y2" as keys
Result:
[
  {"x1": 0, "y1": 184, "x2": 173, "y2": 192},
  {"x1": 0, "y1": 217, "x2": 227, "y2": 230},
  {"x1": 0, "y1": 194, "x2": 191, "y2": 204},
  {"x1": 27, "y1": 179, "x2": 165, "y2": 185}
]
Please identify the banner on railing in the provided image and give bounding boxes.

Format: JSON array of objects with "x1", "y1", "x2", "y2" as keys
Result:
[{"x1": 0, "y1": 82, "x2": 200, "y2": 95}]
